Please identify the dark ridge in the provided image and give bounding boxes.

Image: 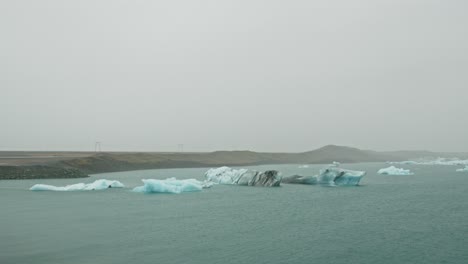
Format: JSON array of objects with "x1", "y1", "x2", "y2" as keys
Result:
[{"x1": 0, "y1": 165, "x2": 88, "y2": 180}]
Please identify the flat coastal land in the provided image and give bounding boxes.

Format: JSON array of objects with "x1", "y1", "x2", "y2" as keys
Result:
[{"x1": 0, "y1": 145, "x2": 466, "y2": 179}]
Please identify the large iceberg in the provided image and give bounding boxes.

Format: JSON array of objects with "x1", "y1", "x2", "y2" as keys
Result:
[
  {"x1": 30, "y1": 179, "x2": 125, "y2": 191},
  {"x1": 390, "y1": 158, "x2": 468, "y2": 166},
  {"x1": 378, "y1": 166, "x2": 414, "y2": 175},
  {"x1": 132, "y1": 178, "x2": 212, "y2": 194},
  {"x1": 456, "y1": 166, "x2": 468, "y2": 172},
  {"x1": 317, "y1": 165, "x2": 366, "y2": 186},
  {"x1": 205, "y1": 166, "x2": 281, "y2": 187}
]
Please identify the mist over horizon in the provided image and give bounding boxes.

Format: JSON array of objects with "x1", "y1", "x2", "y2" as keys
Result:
[
  {"x1": 1, "y1": 1, "x2": 467, "y2": 153},
  {"x1": 0, "y1": 143, "x2": 466, "y2": 155}
]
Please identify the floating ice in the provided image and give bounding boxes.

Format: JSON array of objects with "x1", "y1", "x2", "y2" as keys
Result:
[
  {"x1": 205, "y1": 166, "x2": 281, "y2": 187},
  {"x1": 389, "y1": 161, "x2": 419, "y2": 165},
  {"x1": 30, "y1": 179, "x2": 125, "y2": 191},
  {"x1": 317, "y1": 165, "x2": 365, "y2": 186},
  {"x1": 298, "y1": 165, "x2": 310, "y2": 169},
  {"x1": 132, "y1": 178, "x2": 212, "y2": 194},
  {"x1": 282, "y1": 175, "x2": 318, "y2": 185},
  {"x1": 285, "y1": 164, "x2": 364, "y2": 186},
  {"x1": 456, "y1": 166, "x2": 468, "y2": 172},
  {"x1": 389, "y1": 158, "x2": 468, "y2": 166},
  {"x1": 283, "y1": 161, "x2": 366, "y2": 186},
  {"x1": 378, "y1": 166, "x2": 414, "y2": 175}
]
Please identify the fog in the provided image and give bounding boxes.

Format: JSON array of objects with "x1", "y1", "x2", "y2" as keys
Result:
[{"x1": 1, "y1": 0, "x2": 467, "y2": 152}]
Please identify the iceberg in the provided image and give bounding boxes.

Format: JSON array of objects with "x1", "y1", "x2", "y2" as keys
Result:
[
  {"x1": 378, "y1": 166, "x2": 414, "y2": 175},
  {"x1": 298, "y1": 165, "x2": 310, "y2": 169},
  {"x1": 30, "y1": 179, "x2": 125, "y2": 191},
  {"x1": 284, "y1": 164, "x2": 365, "y2": 186},
  {"x1": 205, "y1": 167, "x2": 248, "y2": 185},
  {"x1": 456, "y1": 166, "x2": 468, "y2": 172},
  {"x1": 132, "y1": 178, "x2": 212, "y2": 194},
  {"x1": 205, "y1": 166, "x2": 281, "y2": 187},
  {"x1": 317, "y1": 165, "x2": 366, "y2": 186}
]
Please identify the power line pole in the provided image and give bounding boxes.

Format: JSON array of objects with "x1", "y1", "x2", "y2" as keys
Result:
[
  {"x1": 95, "y1": 142, "x2": 102, "y2": 153},
  {"x1": 177, "y1": 144, "x2": 184, "y2": 152}
]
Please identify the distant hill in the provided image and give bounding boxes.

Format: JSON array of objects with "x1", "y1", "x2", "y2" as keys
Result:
[
  {"x1": 58, "y1": 145, "x2": 454, "y2": 174},
  {"x1": 1, "y1": 145, "x2": 467, "y2": 179},
  {"x1": 297, "y1": 145, "x2": 393, "y2": 164}
]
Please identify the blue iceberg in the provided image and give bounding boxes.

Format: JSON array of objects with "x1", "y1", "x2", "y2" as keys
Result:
[
  {"x1": 132, "y1": 178, "x2": 212, "y2": 194},
  {"x1": 317, "y1": 165, "x2": 366, "y2": 186}
]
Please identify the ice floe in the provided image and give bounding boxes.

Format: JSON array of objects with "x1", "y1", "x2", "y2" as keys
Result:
[
  {"x1": 205, "y1": 166, "x2": 281, "y2": 187},
  {"x1": 30, "y1": 179, "x2": 125, "y2": 191},
  {"x1": 132, "y1": 178, "x2": 212, "y2": 194},
  {"x1": 378, "y1": 166, "x2": 414, "y2": 175},
  {"x1": 389, "y1": 158, "x2": 468, "y2": 166},
  {"x1": 456, "y1": 166, "x2": 468, "y2": 172}
]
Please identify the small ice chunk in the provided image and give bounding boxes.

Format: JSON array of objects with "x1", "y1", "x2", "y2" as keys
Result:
[
  {"x1": 378, "y1": 166, "x2": 414, "y2": 175},
  {"x1": 456, "y1": 166, "x2": 468, "y2": 172}
]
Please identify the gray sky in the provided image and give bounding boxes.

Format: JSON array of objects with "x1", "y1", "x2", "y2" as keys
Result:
[{"x1": 1, "y1": 0, "x2": 467, "y2": 152}]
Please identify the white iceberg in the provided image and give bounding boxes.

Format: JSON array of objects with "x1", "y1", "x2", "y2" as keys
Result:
[
  {"x1": 317, "y1": 165, "x2": 365, "y2": 186},
  {"x1": 205, "y1": 167, "x2": 248, "y2": 185},
  {"x1": 378, "y1": 166, "x2": 414, "y2": 175},
  {"x1": 205, "y1": 166, "x2": 281, "y2": 187},
  {"x1": 30, "y1": 179, "x2": 125, "y2": 191},
  {"x1": 132, "y1": 178, "x2": 212, "y2": 194},
  {"x1": 456, "y1": 166, "x2": 468, "y2": 172},
  {"x1": 298, "y1": 165, "x2": 310, "y2": 169}
]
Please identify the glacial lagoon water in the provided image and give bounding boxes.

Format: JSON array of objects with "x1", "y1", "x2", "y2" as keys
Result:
[{"x1": 1, "y1": 163, "x2": 467, "y2": 264}]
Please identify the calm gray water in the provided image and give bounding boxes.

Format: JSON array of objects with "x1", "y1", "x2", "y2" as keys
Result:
[{"x1": 1, "y1": 163, "x2": 467, "y2": 264}]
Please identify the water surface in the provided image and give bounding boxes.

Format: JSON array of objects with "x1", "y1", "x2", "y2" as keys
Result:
[{"x1": 1, "y1": 163, "x2": 467, "y2": 264}]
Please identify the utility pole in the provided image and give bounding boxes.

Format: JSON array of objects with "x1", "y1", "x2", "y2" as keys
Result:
[
  {"x1": 95, "y1": 142, "x2": 102, "y2": 153},
  {"x1": 177, "y1": 144, "x2": 184, "y2": 152}
]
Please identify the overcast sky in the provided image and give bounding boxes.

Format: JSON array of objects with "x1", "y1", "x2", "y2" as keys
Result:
[{"x1": 1, "y1": 0, "x2": 467, "y2": 152}]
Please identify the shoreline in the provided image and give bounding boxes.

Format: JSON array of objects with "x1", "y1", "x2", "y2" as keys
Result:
[{"x1": 1, "y1": 145, "x2": 466, "y2": 180}]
